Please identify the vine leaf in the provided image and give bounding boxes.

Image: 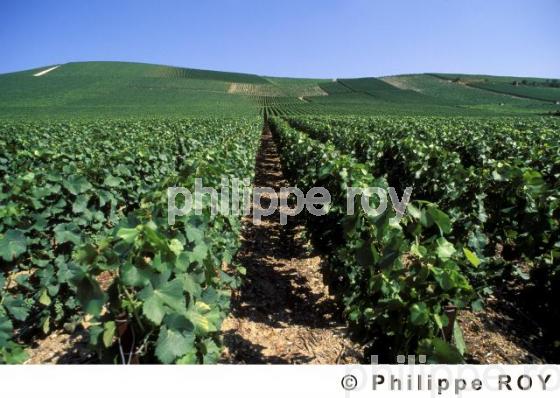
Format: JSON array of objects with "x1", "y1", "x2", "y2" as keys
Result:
[
  {"x1": 155, "y1": 326, "x2": 196, "y2": 364},
  {"x1": 0, "y1": 230, "x2": 27, "y2": 262}
]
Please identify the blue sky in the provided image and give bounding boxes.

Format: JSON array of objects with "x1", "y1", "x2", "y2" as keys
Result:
[{"x1": 1, "y1": 0, "x2": 558, "y2": 78}]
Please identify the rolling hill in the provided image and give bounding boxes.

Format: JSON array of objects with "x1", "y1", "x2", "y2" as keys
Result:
[
  {"x1": 430, "y1": 73, "x2": 560, "y2": 103},
  {"x1": 379, "y1": 74, "x2": 559, "y2": 113},
  {"x1": 0, "y1": 61, "x2": 558, "y2": 119}
]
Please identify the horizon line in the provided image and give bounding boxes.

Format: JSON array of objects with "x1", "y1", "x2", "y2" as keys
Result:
[{"x1": 1, "y1": 59, "x2": 559, "y2": 81}]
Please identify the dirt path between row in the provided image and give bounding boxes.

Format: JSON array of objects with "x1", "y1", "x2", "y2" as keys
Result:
[{"x1": 220, "y1": 126, "x2": 362, "y2": 364}]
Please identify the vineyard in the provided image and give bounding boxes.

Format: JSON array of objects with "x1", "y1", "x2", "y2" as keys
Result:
[
  {"x1": 1, "y1": 62, "x2": 560, "y2": 365},
  {"x1": 278, "y1": 115, "x2": 560, "y2": 362},
  {"x1": 1, "y1": 112, "x2": 558, "y2": 364},
  {"x1": 0, "y1": 118, "x2": 261, "y2": 363}
]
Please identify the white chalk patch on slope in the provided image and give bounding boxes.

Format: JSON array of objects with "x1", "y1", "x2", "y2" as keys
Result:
[{"x1": 33, "y1": 65, "x2": 60, "y2": 77}]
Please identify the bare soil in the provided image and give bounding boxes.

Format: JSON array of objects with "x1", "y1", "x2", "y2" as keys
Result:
[
  {"x1": 460, "y1": 293, "x2": 548, "y2": 364},
  {"x1": 220, "y1": 127, "x2": 362, "y2": 364},
  {"x1": 25, "y1": 328, "x2": 94, "y2": 364}
]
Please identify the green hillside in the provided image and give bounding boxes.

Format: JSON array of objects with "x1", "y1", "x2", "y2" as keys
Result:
[
  {"x1": 264, "y1": 76, "x2": 330, "y2": 97},
  {"x1": 0, "y1": 61, "x2": 558, "y2": 119},
  {"x1": 0, "y1": 62, "x2": 262, "y2": 119},
  {"x1": 338, "y1": 77, "x2": 433, "y2": 102},
  {"x1": 305, "y1": 78, "x2": 458, "y2": 115},
  {"x1": 46, "y1": 61, "x2": 268, "y2": 83},
  {"x1": 318, "y1": 81, "x2": 354, "y2": 95},
  {"x1": 432, "y1": 73, "x2": 560, "y2": 103},
  {"x1": 380, "y1": 74, "x2": 558, "y2": 113},
  {"x1": 306, "y1": 76, "x2": 557, "y2": 116}
]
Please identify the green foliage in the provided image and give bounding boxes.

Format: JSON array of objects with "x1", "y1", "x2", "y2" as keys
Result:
[
  {"x1": 0, "y1": 230, "x2": 27, "y2": 261},
  {"x1": 70, "y1": 119, "x2": 260, "y2": 363},
  {"x1": 270, "y1": 117, "x2": 475, "y2": 362},
  {"x1": 0, "y1": 276, "x2": 28, "y2": 364},
  {"x1": 0, "y1": 117, "x2": 259, "y2": 363},
  {"x1": 288, "y1": 115, "x2": 559, "y2": 264},
  {"x1": 286, "y1": 114, "x2": 560, "y2": 359}
]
